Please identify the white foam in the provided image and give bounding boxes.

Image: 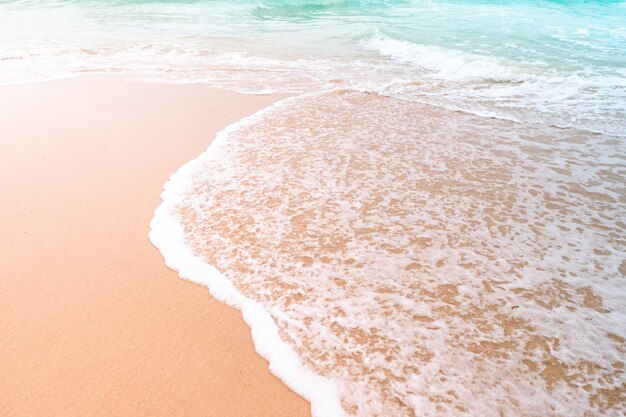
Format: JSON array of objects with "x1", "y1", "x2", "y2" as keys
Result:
[
  {"x1": 151, "y1": 90, "x2": 626, "y2": 416},
  {"x1": 149, "y1": 95, "x2": 348, "y2": 417},
  {"x1": 360, "y1": 33, "x2": 532, "y2": 83}
]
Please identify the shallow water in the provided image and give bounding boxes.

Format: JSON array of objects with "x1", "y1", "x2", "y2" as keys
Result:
[
  {"x1": 173, "y1": 90, "x2": 625, "y2": 416},
  {"x1": 1, "y1": 0, "x2": 626, "y2": 135}
]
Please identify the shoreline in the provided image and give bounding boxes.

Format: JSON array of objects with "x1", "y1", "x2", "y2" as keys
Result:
[
  {"x1": 0, "y1": 78, "x2": 309, "y2": 417},
  {"x1": 149, "y1": 92, "x2": 347, "y2": 417}
]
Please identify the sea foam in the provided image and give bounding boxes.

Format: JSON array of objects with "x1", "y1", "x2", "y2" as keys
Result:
[
  {"x1": 151, "y1": 90, "x2": 625, "y2": 417},
  {"x1": 149, "y1": 94, "x2": 348, "y2": 417}
]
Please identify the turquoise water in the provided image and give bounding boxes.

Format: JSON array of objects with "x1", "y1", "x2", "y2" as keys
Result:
[{"x1": 1, "y1": 0, "x2": 625, "y2": 134}]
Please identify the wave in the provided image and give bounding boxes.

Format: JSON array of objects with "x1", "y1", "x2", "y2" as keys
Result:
[
  {"x1": 360, "y1": 33, "x2": 536, "y2": 83},
  {"x1": 359, "y1": 33, "x2": 626, "y2": 137},
  {"x1": 150, "y1": 89, "x2": 626, "y2": 417}
]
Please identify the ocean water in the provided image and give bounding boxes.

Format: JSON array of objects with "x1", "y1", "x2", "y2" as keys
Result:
[
  {"x1": 2, "y1": 0, "x2": 626, "y2": 135},
  {"x1": 3, "y1": 1, "x2": 625, "y2": 416}
]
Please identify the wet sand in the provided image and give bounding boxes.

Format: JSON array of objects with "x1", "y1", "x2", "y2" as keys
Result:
[{"x1": 0, "y1": 79, "x2": 309, "y2": 417}]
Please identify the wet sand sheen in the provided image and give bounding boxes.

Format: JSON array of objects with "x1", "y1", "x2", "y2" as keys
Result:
[{"x1": 0, "y1": 79, "x2": 308, "y2": 417}]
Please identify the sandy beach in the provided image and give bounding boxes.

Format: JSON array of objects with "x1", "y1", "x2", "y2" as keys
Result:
[
  {"x1": 3, "y1": 1, "x2": 625, "y2": 415},
  {"x1": 0, "y1": 79, "x2": 309, "y2": 417}
]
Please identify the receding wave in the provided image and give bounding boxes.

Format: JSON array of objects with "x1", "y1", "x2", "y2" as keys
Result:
[{"x1": 151, "y1": 90, "x2": 626, "y2": 417}]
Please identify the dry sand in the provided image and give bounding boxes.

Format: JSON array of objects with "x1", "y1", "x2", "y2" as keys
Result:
[{"x1": 0, "y1": 79, "x2": 309, "y2": 417}]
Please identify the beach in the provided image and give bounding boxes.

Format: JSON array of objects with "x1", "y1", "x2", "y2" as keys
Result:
[
  {"x1": 0, "y1": 78, "x2": 307, "y2": 417},
  {"x1": 2, "y1": 1, "x2": 625, "y2": 416}
]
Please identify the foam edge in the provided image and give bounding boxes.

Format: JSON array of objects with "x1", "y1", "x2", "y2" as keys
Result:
[{"x1": 148, "y1": 94, "x2": 347, "y2": 417}]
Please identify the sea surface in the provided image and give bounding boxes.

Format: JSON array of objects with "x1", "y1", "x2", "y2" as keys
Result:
[{"x1": 3, "y1": 1, "x2": 625, "y2": 416}]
